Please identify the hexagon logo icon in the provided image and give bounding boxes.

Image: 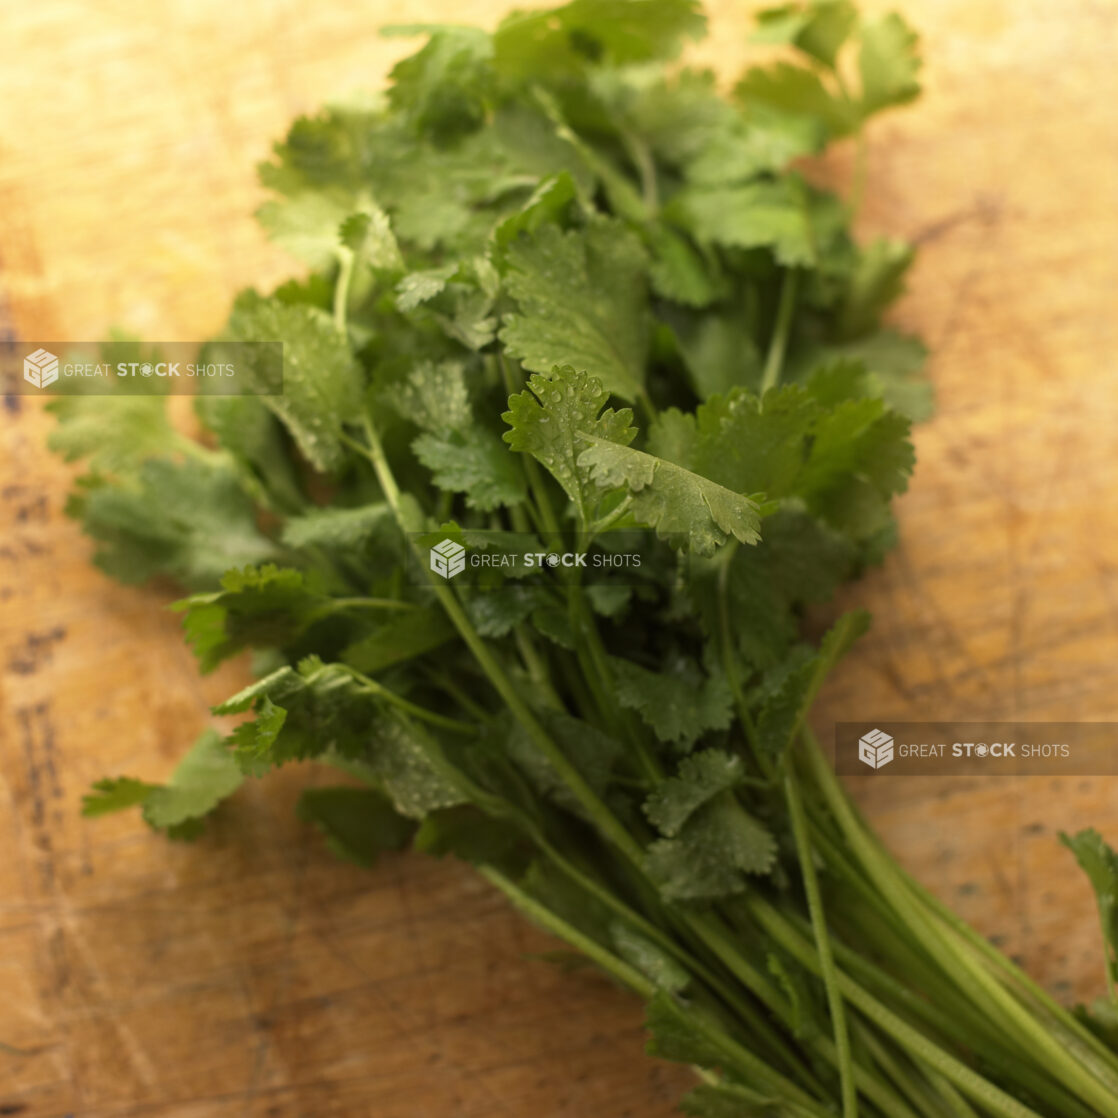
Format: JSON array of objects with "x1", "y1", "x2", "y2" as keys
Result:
[
  {"x1": 24, "y1": 348, "x2": 59, "y2": 389},
  {"x1": 858, "y1": 728, "x2": 894, "y2": 770},
  {"x1": 430, "y1": 538, "x2": 466, "y2": 580}
]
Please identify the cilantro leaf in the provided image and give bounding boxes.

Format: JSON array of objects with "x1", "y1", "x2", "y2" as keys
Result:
[
  {"x1": 663, "y1": 306, "x2": 764, "y2": 399},
  {"x1": 611, "y1": 657, "x2": 733, "y2": 750},
  {"x1": 735, "y1": 63, "x2": 857, "y2": 142},
  {"x1": 503, "y1": 365, "x2": 637, "y2": 525},
  {"x1": 359, "y1": 714, "x2": 467, "y2": 819},
  {"x1": 281, "y1": 503, "x2": 392, "y2": 549},
  {"x1": 1061, "y1": 829, "x2": 1118, "y2": 991},
  {"x1": 463, "y1": 585, "x2": 551, "y2": 637},
  {"x1": 494, "y1": 171, "x2": 580, "y2": 250},
  {"x1": 298, "y1": 785, "x2": 415, "y2": 866},
  {"x1": 174, "y1": 564, "x2": 327, "y2": 672},
  {"x1": 83, "y1": 730, "x2": 245, "y2": 839},
  {"x1": 752, "y1": 2, "x2": 857, "y2": 69},
  {"x1": 217, "y1": 659, "x2": 376, "y2": 768},
  {"x1": 66, "y1": 458, "x2": 277, "y2": 590},
  {"x1": 82, "y1": 777, "x2": 157, "y2": 817},
  {"x1": 693, "y1": 506, "x2": 855, "y2": 670},
  {"x1": 643, "y1": 750, "x2": 744, "y2": 837},
  {"x1": 645, "y1": 796, "x2": 777, "y2": 900},
  {"x1": 500, "y1": 220, "x2": 650, "y2": 402},
  {"x1": 392, "y1": 359, "x2": 526, "y2": 510},
  {"x1": 651, "y1": 378, "x2": 913, "y2": 545},
  {"x1": 786, "y1": 328, "x2": 931, "y2": 421},
  {"x1": 578, "y1": 436, "x2": 761, "y2": 555},
  {"x1": 414, "y1": 805, "x2": 527, "y2": 870},
  {"x1": 755, "y1": 610, "x2": 870, "y2": 761},
  {"x1": 339, "y1": 206, "x2": 404, "y2": 272},
  {"x1": 493, "y1": 0, "x2": 706, "y2": 82},
  {"x1": 858, "y1": 12, "x2": 922, "y2": 116},
  {"x1": 667, "y1": 180, "x2": 816, "y2": 266},
  {"x1": 836, "y1": 236, "x2": 914, "y2": 339},
  {"x1": 195, "y1": 395, "x2": 306, "y2": 513},
  {"x1": 225, "y1": 292, "x2": 364, "y2": 472},
  {"x1": 646, "y1": 226, "x2": 724, "y2": 308},
  {"x1": 413, "y1": 430, "x2": 526, "y2": 511},
  {"x1": 47, "y1": 396, "x2": 182, "y2": 475},
  {"x1": 507, "y1": 709, "x2": 622, "y2": 817},
  {"x1": 384, "y1": 25, "x2": 495, "y2": 139},
  {"x1": 142, "y1": 729, "x2": 245, "y2": 831},
  {"x1": 395, "y1": 264, "x2": 458, "y2": 311},
  {"x1": 221, "y1": 666, "x2": 469, "y2": 821},
  {"x1": 256, "y1": 190, "x2": 360, "y2": 269}
]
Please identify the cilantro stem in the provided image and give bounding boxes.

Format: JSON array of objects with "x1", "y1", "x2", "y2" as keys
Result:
[
  {"x1": 747, "y1": 897, "x2": 1047, "y2": 1118},
  {"x1": 513, "y1": 627, "x2": 564, "y2": 710},
  {"x1": 350, "y1": 403, "x2": 823, "y2": 1090},
  {"x1": 351, "y1": 408, "x2": 646, "y2": 868},
  {"x1": 435, "y1": 581, "x2": 645, "y2": 863},
  {"x1": 799, "y1": 732, "x2": 1118, "y2": 1115},
  {"x1": 585, "y1": 494, "x2": 633, "y2": 537},
  {"x1": 877, "y1": 807, "x2": 1118, "y2": 1075},
  {"x1": 715, "y1": 542, "x2": 773, "y2": 779},
  {"x1": 852, "y1": 1022, "x2": 951, "y2": 1118},
  {"x1": 619, "y1": 129, "x2": 659, "y2": 213},
  {"x1": 422, "y1": 667, "x2": 494, "y2": 724},
  {"x1": 682, "y1": 912, "x2": 896, "y2": 1110},
  {"x1": 479, "y1": 865, "x2": 656, "y2": 995},
  {"x1": 759, "y1": 269, "x2": 798, "y2": 394},
  {"x1": 307, "y1": 596, "x2": 418, "y2": 620},
  {"x1": 811, "y1": 771, "x2": 1118, "y2": 1093},
  {"x1": 481, "y1": 866, "x2": 830, "y2": 1116},
  {"x1": 789, "y1": 859, "x2": 1105, "y2": 1117},
  {"x1": 923, "y1": 1071, "x2": 983, "y2": 1118},
  {"x1": 333, "y1": 246, "x2": 355, "y2": 334},
  {"x1": 784, "y1": 769, "x2": 857, "y2": 1118},
  {"x1": 336, "y1": 665, "x2": 480, "y2": 736}
]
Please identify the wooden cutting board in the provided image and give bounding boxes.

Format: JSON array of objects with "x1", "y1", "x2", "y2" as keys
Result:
[{"x1": 1, "y1": 1, "x2": 1117, "y2": 1114}]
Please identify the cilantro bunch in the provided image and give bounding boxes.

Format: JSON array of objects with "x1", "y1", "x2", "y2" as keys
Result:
[{"x1": 54, "y1": 2, "x2": 1118, "y2": 1115}]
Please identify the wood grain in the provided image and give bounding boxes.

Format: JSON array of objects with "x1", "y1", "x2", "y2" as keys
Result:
[{"x1": 1, "y1": 1, "x2": 1117, "y2": 1114}]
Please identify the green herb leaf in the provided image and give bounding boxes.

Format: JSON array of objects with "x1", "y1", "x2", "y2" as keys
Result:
[
  {"x1": 643, "y1": 750, "x2": 744, "y2": 837},
  {"x1": 667, "y1": 180, "x2": 816, "y2": 266},
  {"x1": 501, "y1": 220, "x2": 650, "y2": 402},
  {"x1": 82, "y1": 777, "x2": 158, "y2": 817},
  {"x1": 1062, "y1": 829, "x2": 1118, "y2": 989},
  {"x1": 494, "y1": 0, "x2": 706, "y2": 82},
  {"x1": 225, "y1": 292, "x2": 364, "y2": 472},
  {"x1": 298, "y1": 785, "x2": 416, "y2": 866},
  {"x1": 858, "y1": 12, "x2": 922, "y2": 116},
  {"x1": 611, "y1": 657, "x2": 733, "y2": 750},
  {"x1": 503, "y1": 365, "x2": 637, "y2": 525},
  {"x1": 141, "y1": 729, "x2": 245, "y2": 832},
  {"x1": 645, "y1": 796, "x2": 777, "y2": 900},
  {"x1": 66, "y1": 458, "x2": 277, "y2": 590},
  {"x1": 578, "y1": 436, "x2": 761, "y2": 555}
]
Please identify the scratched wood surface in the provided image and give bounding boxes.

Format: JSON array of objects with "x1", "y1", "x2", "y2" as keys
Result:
[{"x1": 1, "y1": 1, "x2": 1117, "y2": 1114}]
